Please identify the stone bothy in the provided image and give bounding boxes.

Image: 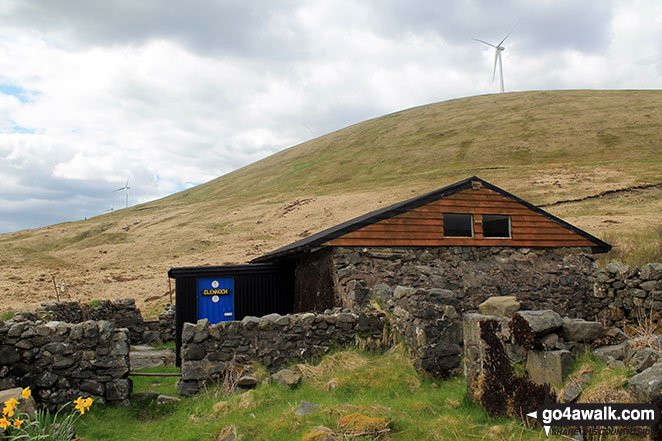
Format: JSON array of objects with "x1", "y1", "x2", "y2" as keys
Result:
[
  {"x1": 171, "y1": 176, "x2": 613, "y2": 382},
  {"x1": 253, "y1": 176, "x2": 610, "y2": 317}
]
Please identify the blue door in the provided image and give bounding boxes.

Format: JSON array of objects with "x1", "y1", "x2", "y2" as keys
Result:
[{"x1": 197, "y1": 277, "x2": 234, "y2": 324}]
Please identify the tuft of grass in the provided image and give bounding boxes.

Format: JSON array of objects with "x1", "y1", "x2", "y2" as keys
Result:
[
  {"x1": 1, "y1": 309, "x2": 15, "y2": 321},
  {"x1": 624, "y1": 308, "x2": 661, "y2": 350},
  {"x1": 562, "y1": 350, "x2": 633, "y2": 405},
  {"x1": 599, "y1": 225, "x2": 662, "y2": 267}
]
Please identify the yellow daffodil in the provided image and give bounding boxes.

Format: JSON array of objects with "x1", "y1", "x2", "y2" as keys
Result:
[
  {"x1": 83, "y1": 397, "x2": 93, "y2": 409},
  {"x1": 13, "y1": 418, "x2": 23, "y2": 428},
  {"x1": 74, "y1": 396, "x2": 87, "y2": 415},
  {"x1": 21, "y1": 387, "x2": 31, "y2": 399},
  {"x1": 3, "y1": 399, "x2": 18, "y2": 418},
  {"x1": 0, "y1": 417, "x2": 10, "y2": 429}
]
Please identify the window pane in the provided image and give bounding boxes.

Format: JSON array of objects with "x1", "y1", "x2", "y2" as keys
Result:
[
  {"x1": 483, "y1": 214, "x2": 510, "y2": 238},
  {"x1": 443, "y1": 213, "x2": 473, "y2": 237}
]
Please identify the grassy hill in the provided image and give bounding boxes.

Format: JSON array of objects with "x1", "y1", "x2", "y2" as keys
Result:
[{"x1": 1, "y1": 90, "x2": 661, "y2": 314}]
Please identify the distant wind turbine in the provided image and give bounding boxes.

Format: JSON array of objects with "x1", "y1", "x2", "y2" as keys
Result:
[
  {"x1": 302, "y1": 122, "x2": 315, "y2": 137},
  {"x1": 473, "y1": 22, "x2": 518, "y2": 93},
  {"x1": 114, "y1": 175, "x2": 131, "y2": 209}
]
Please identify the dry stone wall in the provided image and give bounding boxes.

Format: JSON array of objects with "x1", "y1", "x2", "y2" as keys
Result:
[
  {"x1": 0, "y1": 317, "x2": 132, "y2": 409},
  {"x1": 35, "y1": 299, "x2": 175, "y2": 344},
  {"x1": 591, "y1": 262, "x2": 662, "y2": 326},
  {"x1": 332, "y1": 246, "x2": 597, "y2": 319},
  {"x1": 177, "y1": 311, "x2": 386, "y2": 395}
]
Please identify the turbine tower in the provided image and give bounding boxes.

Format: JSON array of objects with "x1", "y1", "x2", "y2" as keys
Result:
[
  {"x1": 114, "y1": 175, "x2": 131, "y2": 209},
  {"x1": 473, "y1": 23, "x2": 517, "y2": 93}
]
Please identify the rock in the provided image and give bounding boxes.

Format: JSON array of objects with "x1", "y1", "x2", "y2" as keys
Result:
[
  {"x1": 106, "y1": 378, "x2": 132, "y2": 401},
  {"x1": 295, "y1": 400, "x2": 319, "y2": 416},
  {"x1": 79, "y1": 379, "x2": 105, "y2": 396},
  {"x1": 540, "y1": 333, "x2": 559, "y2": 350},
  {"x1": 241, "y1": 316, "x2": 260, "y2": 329},
  {"x1": 629, "y1": 364, "x2": 662, "y2": 402},
  {"x1": 193, "y1": 319, "x2": 209, "y2": 343},
  {"x1": 130, "y1": 349, "x2": 176, "y2": 370},
  {"x1": 142, "y1": 330, "x2": 162, "y2": 345},
  {"x1": 561, "y1": 318, "x2": 605, "y2": 343},
  {"x1": 629, "y1": 348, "x2": 659, "y2": 373},
  {"x1": 595, "y1": 328, "x2": 628, "y2": 346},
  {"x1": 606, "y1": 262, "x2": 624, "y2": 274},
  {"x1": 514, "y1": 310, "x2": 563, "y2": 336},
  {"x1": 132, "y1": 390, "x2": 159, "y2": 403},
  {"x1": 373, "y1": 283, "x2": 393, "y2": 302},
  {"x1": 181, "y1": 344, "x2": 206, "y2": 361},
  {"x1": 35, "y1": 371, "x2": 58, "y2": 388},
  {"x1": 526, "y1": 350, "x2": 574, "y2": 386},
  {"x1": 561, "y1": 383, "x2": 583, "y2": 403},
  {"x1": 0, "y1": 388, "x2": 36, "y2": 420},
  {"x1": 272, "y1": 369, "x2": 301, "y2": 389},
  {"x1": 236, "y1": 375, "x2": 258, "y2": 388},
  {"x1": 156, "y1": 394, "x2": 181, "y2": 405},
  {"x1": 181, "y1": 359, "x2": 225, "y2": 381},
  {"x1": 594, "y1": 341, "x2": 630, "y2": 362},
  {"x1": 0, "y1": 346, "x2": 20, "y2": 365},
  {"x1": 176, "y1": 380, "x2": 200, "y2": 396},
  {"x1": 640, "y1": 263, "x2": 662, "y2": 280},
  {"x1": 478, "y1": 296, "x2": 520, "y2": 318},
  {"x1": 640, "y1": 281, "x2": 657, "y2": 291}
]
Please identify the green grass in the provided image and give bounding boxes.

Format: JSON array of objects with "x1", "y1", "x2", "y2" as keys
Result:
[
  {"x1": 1, "y1": 309, "x2": 15, "y2": 321},
  {"x1": 149, "y1": 341, "x2": 176, "y2": 351},
  {"x1": 75, "y1": 348, "x2": 555, "y2": 441}
]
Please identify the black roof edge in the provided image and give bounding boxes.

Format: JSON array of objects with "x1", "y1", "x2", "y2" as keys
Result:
[
  {"x1": 252, "y1": 176, "x2": 611, "y2": 263},
  {"x1": 168, "y1": 262, "x2": 289, "y2": 279}
]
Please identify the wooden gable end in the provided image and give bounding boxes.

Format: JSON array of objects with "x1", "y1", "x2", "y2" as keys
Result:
[{"x1": 324, "y1": 187, "x2": 597, "y2": 248}]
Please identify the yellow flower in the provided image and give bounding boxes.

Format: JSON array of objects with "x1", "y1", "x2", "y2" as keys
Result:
[
  {"x1": 13, "y1": 418, "x2": 23, "y2": 429},
  {"x1": 0, "y1": 417, "x2": 10, "y2": 429},
  {"x1": 21, "y1": 387, "x2": 31, "y2": 400},
  {"x1": 83, "y1": 397, "x2": 93, "y2": 409},
  {"x1": 2, "y1": 398, "x2": 18, "y2": 418},
  {"x1": 74, "y1": 397, "x2": 87, "y2": 415}
]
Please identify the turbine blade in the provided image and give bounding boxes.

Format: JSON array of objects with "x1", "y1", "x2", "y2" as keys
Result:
[
  {"x1": 493, "y1": 50, "x2": 499, "y2": 81},
  {"x1": 499, "y1": 20, "x2": 520, "y2": 46},
  {"x1": 114, "y1": 187, "x2": 124, "y2": 192},
  {"x1": 473, "y1": 38, "x2": 496, "y2": 48}
]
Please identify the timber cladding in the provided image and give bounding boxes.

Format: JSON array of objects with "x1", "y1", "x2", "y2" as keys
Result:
[{"x1": 325, "y1": 187, "x2": 597, "y2": 248}]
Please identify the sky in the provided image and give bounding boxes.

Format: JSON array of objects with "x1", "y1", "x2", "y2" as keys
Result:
[{"x1": 1, "y1": 0, "x2": 661, "y2": 233}]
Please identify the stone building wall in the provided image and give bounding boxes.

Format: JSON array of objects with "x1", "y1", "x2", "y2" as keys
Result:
[
  {"x1": 332, "y1": 246, "x2": 597, "y2": 318},
  {"x1": 177, "y1": 311, "x2": 385, "y2": 395},
  {"x1": 0, "y1": 317, "x2": 132, "y2": 409},
  {"x1": 591, "y1": 262, "x2": 662, "y2": 326}
]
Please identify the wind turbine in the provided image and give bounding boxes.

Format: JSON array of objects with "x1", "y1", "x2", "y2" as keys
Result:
[
  {"x1": 114, "y1": 175, "x2": 130, "y2": 209},
  {"x1": 473, "y1": 23, "x2": 518, "y2": 93}
]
